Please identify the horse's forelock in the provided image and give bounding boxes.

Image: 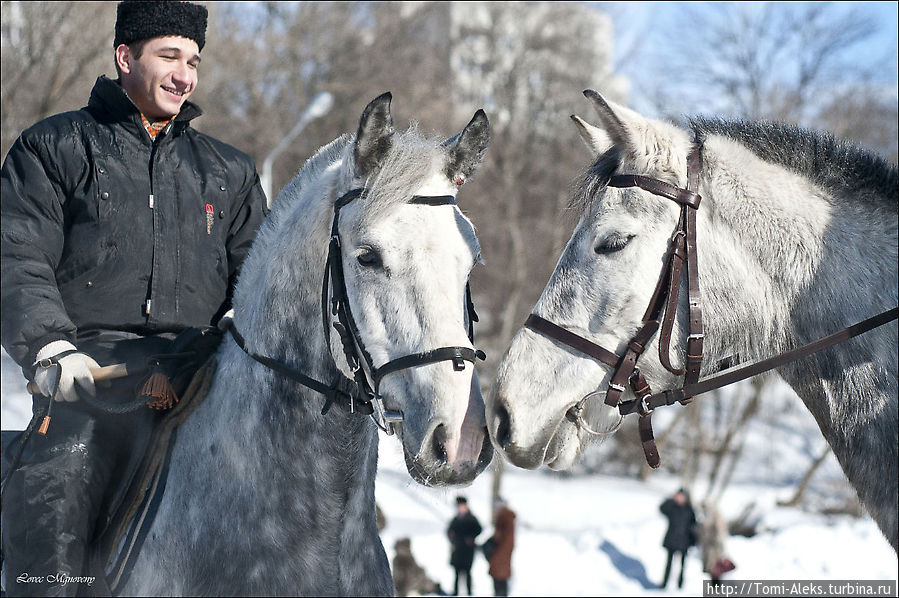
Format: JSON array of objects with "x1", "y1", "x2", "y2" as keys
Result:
[{"x1": 355, "y1": 125, "x2": 452, "y2": 230}]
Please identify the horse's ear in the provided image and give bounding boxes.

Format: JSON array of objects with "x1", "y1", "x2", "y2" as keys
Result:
[
  {"x1": 570, "y1": 114, "x2": 613, "y2": 156},
  {"x1": 354, "y1": 92, "x2": 395, "y2": 178},
  {"x1": 443, "y1": 109, "x2": 490, "y2": 186},
  {"x1": 584, "y1": 89, "x2": 688, "y2": 171},
  {"x1": 583, "y1": 89, "x2": 632, "y2": 148}
]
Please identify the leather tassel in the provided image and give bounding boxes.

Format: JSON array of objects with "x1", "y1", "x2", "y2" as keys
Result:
[
  {"x1": 38, "y1": 399, "x2": 54, "y2": 435},
  {"x1": 140, "y1": 371, "x2": 179, "y2": 410}
]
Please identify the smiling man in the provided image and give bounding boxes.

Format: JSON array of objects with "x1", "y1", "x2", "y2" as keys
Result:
[{"x1": 0, "y1": 2, "x2": 267, "y2": 595}]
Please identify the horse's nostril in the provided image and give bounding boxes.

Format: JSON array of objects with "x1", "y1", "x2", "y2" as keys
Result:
[
  {"x1": 432, "y1": 423, "x2": 448, "y2": 464},
  {"x1": 494, "y1": 403, "x2": 511, "y2": 449}
]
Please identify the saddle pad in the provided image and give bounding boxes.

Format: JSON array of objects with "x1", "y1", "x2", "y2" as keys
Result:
[{"x1": 91, "y1": 357, "x2": 217, "y2": 594}]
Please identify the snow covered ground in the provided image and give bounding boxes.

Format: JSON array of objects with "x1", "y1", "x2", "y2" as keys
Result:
[
  {"x1": 3, "y1": 348, "x2": 896, "y2": 596},
  {"x1": 375, "y1": 439, "x2": 898, "y2": 597}
]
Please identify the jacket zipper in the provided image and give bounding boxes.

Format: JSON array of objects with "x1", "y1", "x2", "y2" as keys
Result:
[{"x1": 145, "y1": 125, "x2": 169, "y2": 317}]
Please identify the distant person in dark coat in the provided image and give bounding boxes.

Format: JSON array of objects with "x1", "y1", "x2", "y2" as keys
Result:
[
  {"x1": 659, "y1": 488, "x2": 698, "y2": 589},
  {"x1": 447, "y1": 495, "x2": 483, "y2": 595},
  {"x1": 392, "y1": 537, "x2": 444, "y2": 597},
  {"x1": 487, "y1": 498, "x2": 516, "y2": 597}
]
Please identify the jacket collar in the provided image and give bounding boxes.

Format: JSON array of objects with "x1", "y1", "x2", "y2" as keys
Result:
[{"x1": 86, "y1": 75, "x2": 203, "y2": 139}]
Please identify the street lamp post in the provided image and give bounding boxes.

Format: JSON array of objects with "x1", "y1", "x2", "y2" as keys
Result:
[{"x1": 260, "y1": 91, "x2": 334, "y2": 205}]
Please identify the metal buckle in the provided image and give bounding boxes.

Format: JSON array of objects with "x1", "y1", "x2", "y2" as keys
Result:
[
  {"x1": 629, "y1": 367, "x2": 652, "y2": 402},
  {"x1": 638, "y1": 395, "x2": 654, "y2": 416},
  {"x1": 687, "y1": 333, "x2": 704, "y2": 341},
  {"x1": 369, "y1": 392, "x2": 404, "y2": 436},
  {"x1": 608, "y1": 382, "x2": 626, "y2": 393}
]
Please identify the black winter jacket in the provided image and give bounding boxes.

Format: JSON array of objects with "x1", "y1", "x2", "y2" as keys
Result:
[
  {"x1": 660, "y1": 497, "x2": 698, "y2": 552},
  {"x1": 1, "y1": 76, "x2": 268, "y2": 372},
  {"x1": 447, "y1": 511, "x2": 483, "y2": 570}
]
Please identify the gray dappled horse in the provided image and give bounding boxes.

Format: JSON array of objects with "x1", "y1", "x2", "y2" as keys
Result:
[
  {"x1": 490, "y1": 90, "x2": 898, "y2": 551},
  {"x1": 122, "y1": 94, "x2": 494, "y2": 595}
]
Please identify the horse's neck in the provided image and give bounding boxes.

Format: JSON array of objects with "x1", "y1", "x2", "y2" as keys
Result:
[
  {"x1": 698, "y1": 137, "x2": 897, "y2": 372},
  {"x1": 697, "y1": 137, "x2": 898, "y2": 552},
  {"x1": 236, "y1": 169, "x2": 343, "y2": 383},
  {"x1": 198, "y1": 166, "x2": 377, "y2": 505}
]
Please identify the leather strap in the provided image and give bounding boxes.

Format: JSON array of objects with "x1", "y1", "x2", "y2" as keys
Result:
[
  {"x1": 604, "y1": 320, "x2": 659, "y2": 407},
  {"x1": 639, "y1": 413, "x2": 661, "y2": 469},
  {"x1": 409, "y1": 195, "x2": 457, "y2": 206},
  {"x1": 609, "y1": 175, "x2": 701, "y2": 208},
  {"x1": 665, "y1": 306, "x2": 899, "y2": 402},
  {"x1": 228, "y1": 323, "x2": 370, "y2": 415},
  {"x1": 524, "y1": 314, "x2": 618, "y2": 368},
  {"x1": 373, "y1": 346, "x2": 480, "y2": 383},
  {"x1": 657, "y1": 220, "x2": 687, "y2": 374},
  {"x1": 615, "y1": 307, "x2": 899, "y2": 416},
  {"x1": 682, "y1": 144, "x2": 704, "y2": 397}
]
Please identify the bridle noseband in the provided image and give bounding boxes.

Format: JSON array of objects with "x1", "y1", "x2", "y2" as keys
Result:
[
  {"x1": 524, "y1": 142, "x2": 898, "y2": 468},
  {"x1": 231, "y1": 187, "x2": 485, "y2": 435}
]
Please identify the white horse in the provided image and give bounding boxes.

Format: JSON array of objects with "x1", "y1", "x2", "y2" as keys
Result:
[
  {"x1": 121, "y1": 93, "x2": 494, "y2": 595},
  {"x1": 489, "y1": 90, "x2": 898, "y2": 551}
]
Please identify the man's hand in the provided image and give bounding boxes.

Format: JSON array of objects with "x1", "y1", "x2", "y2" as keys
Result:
[
  {"x1": 33, "y1": 340, "x2": 100, "y2": 402},
  {"x1": 217, "y1": 308, "x2": 235, "y2": 332}
]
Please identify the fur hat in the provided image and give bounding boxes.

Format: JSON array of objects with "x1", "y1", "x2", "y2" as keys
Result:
[{"x1": 114, "y1": 1, "x2": 208, "y2": 51}]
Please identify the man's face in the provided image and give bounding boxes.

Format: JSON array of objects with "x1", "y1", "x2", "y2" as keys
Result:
[{"x1": 117, "y1": 36, "x2": 200, "y2": 120}]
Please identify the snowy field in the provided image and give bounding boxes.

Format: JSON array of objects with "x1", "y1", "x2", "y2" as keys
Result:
[
  {"x1": 2, "y1": 348, "x2": 897, "y2": 596},
  {"x1": 374, "y1": 439, "x2": 898, "y2": 597}
]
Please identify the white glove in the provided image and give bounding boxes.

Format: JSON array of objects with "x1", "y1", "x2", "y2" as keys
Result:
[
  {"x1": 217, "y1": 308, "x2": 235, "y2": 331},
  {"x1": 33, "y1": 340, "x2": 100, "y2": 402}
]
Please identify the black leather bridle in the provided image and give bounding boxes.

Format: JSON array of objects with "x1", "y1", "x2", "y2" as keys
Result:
[
  {"x1": 231, "y1": 187, "x2": 485, "y2": 435},
  {"x1": 523, "y1": 142, "x2": 898, "y2": 467}
]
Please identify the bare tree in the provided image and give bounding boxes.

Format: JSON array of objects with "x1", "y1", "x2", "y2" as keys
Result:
[
  {"x1": 1, "y1": 1, "x2": 114, "y2": 159},
  {"x1": 636, "y1": 2, "x2": 895, "y2": 161}
]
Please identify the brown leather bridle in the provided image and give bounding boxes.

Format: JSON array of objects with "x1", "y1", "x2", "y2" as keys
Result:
[{"x1": 524, "y1": 142, "x2": 898, "y2": 468}]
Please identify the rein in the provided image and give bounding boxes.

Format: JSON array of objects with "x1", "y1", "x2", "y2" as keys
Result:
[
  {"x1": 230, "y1": 187, "x2": 485, "y2": 435},
  {"x1": 524, "y1": 143, "x2": 899, "y2": 468}
]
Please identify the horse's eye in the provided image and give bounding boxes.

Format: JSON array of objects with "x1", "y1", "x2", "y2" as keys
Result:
[
  {"x1": 595, "y1": 234, "x2": 634, "y2": 255},
  {"x1": 357, "y1": 248, "x2": 382, "y2": 268}
]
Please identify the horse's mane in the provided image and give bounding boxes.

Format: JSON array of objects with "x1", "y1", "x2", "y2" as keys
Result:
[
  {"x1": 275, "y1": 134, "x2": 353, "y2": 208},
  {"x1": 691, "y1": 117, "x2": 898, "y2": 209}
]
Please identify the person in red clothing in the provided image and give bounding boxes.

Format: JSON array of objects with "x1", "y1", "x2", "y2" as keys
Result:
[{"x1": 487, "y1": 498, "x2": 517, "y2": 597}]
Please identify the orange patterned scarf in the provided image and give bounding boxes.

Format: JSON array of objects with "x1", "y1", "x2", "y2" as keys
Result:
[{"x1": 140, "y1": 113, "x2": 172, "y2": 140}]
